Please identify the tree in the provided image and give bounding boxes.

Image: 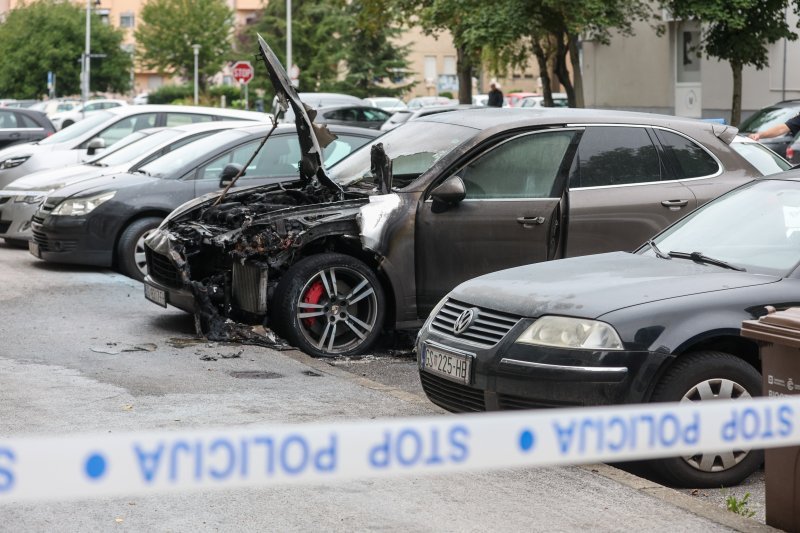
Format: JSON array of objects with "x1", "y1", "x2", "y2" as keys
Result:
[
  {"x1": 0, "y1": 0, "x2": 131, "y2": 98},
  {"x1": 135, "y1": 0, "x2": 233, "y2": 91},
  {"x1": 662, "y1": 0, "x2": 799, "y2": 125}
]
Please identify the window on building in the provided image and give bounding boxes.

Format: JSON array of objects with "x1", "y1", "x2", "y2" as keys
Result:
[
  {"x1": 120, "y1": 12, "x2": 135, "y2": 28},
  {"x1": 96, "y1": 8, "x2": 110, "y2": 25},
  {"x1": 443, "y1": 56, "x2": 456, "y2": 76},
  {"x1": 424, "y1": 56, "x2": 437, "y2": 84}
]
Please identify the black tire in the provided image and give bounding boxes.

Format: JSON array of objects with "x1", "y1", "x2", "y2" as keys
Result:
[
  {"x1": 648, "y1": 351, "x2": 762, "y2": 488},
  {"x1": 272, "y1": 253, "x2": 386, "y2": 357},
  {"x1": 61, "y1": 120, "x2": 74, "y2": 129},
  {"x1": 116, "y1": 217, "x2": 162, "y2": 282},
  {"x1": 3, "y1": 238, "x2": 28, "y2": 249}
]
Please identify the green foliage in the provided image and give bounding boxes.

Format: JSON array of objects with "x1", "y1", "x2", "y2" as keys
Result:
[
  {"x1": 148, "y1": 84, "x2": 193, "y2": 104},
  {"x1": 725, "y1": 491, "x2": 755, "y2": 518},
  {"x1": 0, "y1": 0, "x2": 131, "y2": 98},
  {"x1": 135, "y1": 0, "x2": 233, "y2": 90},
  {"x1": 438, "y1": 91, "x2": 454, "y2": 99},
  {"x1": 236, "y1": 0, "x2": 413, "y2": 99},
  {"x1": 209, "y1": 85, "x2": 243, "y2": 102}
]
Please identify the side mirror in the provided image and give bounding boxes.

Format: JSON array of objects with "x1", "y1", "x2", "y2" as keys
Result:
[
  {"x1": 219, "y1": 163, "x2": 244, "y2": 186},
  {"x1": 430, "y1": 175, "x2": 466, "y2": 205},
  {"x1": 86, "y1": 137, "x2": 105, "y2": 156}
]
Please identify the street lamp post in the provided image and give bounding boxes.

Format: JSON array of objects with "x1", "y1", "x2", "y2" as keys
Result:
[
  {"x1": 192, "y1": 44, "x2": 201, "y2": 105},
  {"x1": 83, "y1": 0, "x2": 91, "y2": 107}
]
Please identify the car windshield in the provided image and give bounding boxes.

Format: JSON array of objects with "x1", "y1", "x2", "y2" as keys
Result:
[
  {"x1": 739, "y1": 106, "x2": 800, "y2": 134},
  {"x1": 93, "y1": 129, "x2": 184, "y2": 167},
  {"x1": 137, "y1": 129, "x2": 251, "y2": 178},
  {"x1": 330, "y1": 121, "x2": 477, "y2": 188},
  {"x1": 642, "y1": 179, "x2": 800, "y2": 275},
  {"x1": 38, "y1": 111, "x2": 113, "y2": 145},
  {"x1": 86, "y1": 130, "x2": 150, "y2": 163},
  {"x1": 731, "y1": 139, "x2": 792, "y2": 175}
]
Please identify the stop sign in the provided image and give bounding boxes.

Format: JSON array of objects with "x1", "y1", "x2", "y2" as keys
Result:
[{"x1": 232, "y1": 61, "x2": 254, "y2": 85}]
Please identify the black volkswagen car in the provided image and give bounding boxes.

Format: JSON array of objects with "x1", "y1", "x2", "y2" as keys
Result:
[
  {"x1": 416, "y1": 175, "x2": 800, "y2": 488},
  {"x1": 28, "y1": 124, "x2": 378, "y2": 281}
]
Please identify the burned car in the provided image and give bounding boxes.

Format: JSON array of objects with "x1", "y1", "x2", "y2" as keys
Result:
[{"x1": 144, "y1": 36, "x2": 769, "y2": 357}]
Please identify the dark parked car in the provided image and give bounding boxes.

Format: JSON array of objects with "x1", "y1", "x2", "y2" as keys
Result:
[
  {"x1": 28, "y1": 123, "x2": 378, "y2": 281},
  {"x1": 416, "y1": 175, "x2": 800, "y2": 488},
  {"x1": 142, "y1": 36, "x2": 773, "y2": 358},
  {"x1": 738, "y1": 99, "x2": 800, "y2": 158},
  {"x1": 0, "y1": 107, "x2": 55, "y2": 150},
  {"x1": 312, "y1": 105, "x2": 393, "y2": 130}
]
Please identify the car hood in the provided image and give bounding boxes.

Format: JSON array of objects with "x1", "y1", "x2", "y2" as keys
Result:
[
  {"x1": 0, "y1": 142, "x2": 54, "y2": 161},
  {"x1": 48, "y1": 172, "x2": 153, "y2": 199},
  {"x1": 255, "y1": 34, "x2": 341, "y2": 195},
  {"x1": 449, "y1": 252, "x2": 781, "y2": 319},
  {"x1": 4, "y1": 163, "x2": 125, "y2": 191}
]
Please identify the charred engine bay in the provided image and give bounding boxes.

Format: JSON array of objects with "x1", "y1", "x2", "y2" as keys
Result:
[{"x1": 166, "y1": 181, "x2": 372, "y2": 351}]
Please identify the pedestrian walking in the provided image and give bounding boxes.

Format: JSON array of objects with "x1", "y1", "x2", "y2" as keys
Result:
[{"x1": 487, "y1": 83, "x2": 504, "y2": 108}]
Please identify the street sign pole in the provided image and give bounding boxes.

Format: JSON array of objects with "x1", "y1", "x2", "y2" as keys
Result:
[{"x1": 245, "y1": 84, "x2": 249, "y2": 110}]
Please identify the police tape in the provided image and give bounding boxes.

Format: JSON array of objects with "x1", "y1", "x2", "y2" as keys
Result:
[{"x1": 1, "y1": 395, "x2": 799, "y2": 502}]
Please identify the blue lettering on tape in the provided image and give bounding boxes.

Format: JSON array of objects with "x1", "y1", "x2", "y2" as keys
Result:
[
  {"x1": 552, "y1": 412, "x2": 700, "y2": 456},
  {"x1": 133, "y1": 433, "x2": 337, "y2": 485},
  {"x1": 0, "y1": 448, "x2": 14, "y2": 493},
  {"x1": 84, "y1": 453, "x2": 107, "y2": 481},
  {"x1": 369, "y1": 425, "x2": 470, "y2": 469},
  {"x1": 722, "y1": 403, "x2": 794, "y2": 442}
]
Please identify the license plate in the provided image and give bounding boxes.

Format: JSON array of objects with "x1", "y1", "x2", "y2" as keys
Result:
[
  {"x1": 28, "y1": 240, "x2": 40, "y2": 258},
  {"x1": 422, "y1": 344, "x2": 472, "y2": 384},
  {"x1": 144, "y1": 283, "x2": 167, "y2": 308}
]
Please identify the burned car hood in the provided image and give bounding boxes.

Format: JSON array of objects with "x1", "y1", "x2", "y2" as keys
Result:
[
  {"x1": 449, "y1": 252, "x2": 780, "y2": 319},
  {"x1": 256, "y1": 34, "x2": 340, "y2": 195}
]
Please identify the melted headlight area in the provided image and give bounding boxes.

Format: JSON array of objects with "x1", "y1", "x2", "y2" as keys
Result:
[{"x1": 156, "y1": 183, "x2": 370, "y2": 349}]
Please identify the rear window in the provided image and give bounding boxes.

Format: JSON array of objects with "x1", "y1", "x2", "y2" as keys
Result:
[
  {"x1": 739, "y1": 106, "x2": 800, "y2": 134},
  {"x1": 732, "y1": 140, "x2": 791, "y2": 176},
  {"x1": 571, "y1": 126, "x2": 661, "y2": 187},
  {"x1": 655, "y1": 129, "x2": 720, "y2": 178}
]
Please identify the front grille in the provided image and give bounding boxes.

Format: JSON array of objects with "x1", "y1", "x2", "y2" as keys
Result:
[
  {"x1": 31, "y1": 197, "x2": 59, "y2": 225},
  {"x1": 420, "y1": 371, "x2": 486, "y2": 413},
  {"x1": 146, "y1": 248, "x2": 182, "y2": 288},
  {"x1": 0, "y1": 220, "x2": 10, "y2": 234},
  {"x1": 497, "y1": 394, "x2": 571, "y2": 410},
  {"x1": 430, "y1": 299, "x2": 521, "y2": 348},
  {"x1": 30, "y1": 228, "x2": 76, "y2": 253},
  {"x1": 232, "y1": 262, "x2": 268, "y2": 314}
]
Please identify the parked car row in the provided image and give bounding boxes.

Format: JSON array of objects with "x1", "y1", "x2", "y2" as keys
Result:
[{"x1": 3, "y1": 36, "x2": 798, "y2": 492}]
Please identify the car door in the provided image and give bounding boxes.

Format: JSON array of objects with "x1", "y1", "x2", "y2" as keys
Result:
[
  {"x1": 415, "y1": 128, "x2": 582, "y2": 313},
  {"x1": 568, "y1": 125, "x2": 697, "y2": 256}
]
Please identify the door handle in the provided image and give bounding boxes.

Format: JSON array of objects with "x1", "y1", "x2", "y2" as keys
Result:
[
  {"x1": 9, "y1": 133, "x2": 19, "y2": 138},
  {"x1": 661, "y1": 199, "x2": 689, "y2": 210},
  {"x1": 517, "y1": 216, "x2": 545, "y2": 227}
]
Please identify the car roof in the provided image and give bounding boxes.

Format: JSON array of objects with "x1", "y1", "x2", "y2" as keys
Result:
[
  {"x1": 419, "y1": 107, "x2": 731, "y2": 135},
  {"x1": 232, "y1": 122, "x2": 381, "y2": 137},
  {"x1": 106, "y1": 104, "x2": 271, "y2": 121}
]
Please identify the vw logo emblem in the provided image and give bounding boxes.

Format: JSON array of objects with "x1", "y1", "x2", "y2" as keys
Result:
[{"x1": 453, "y1": 308, "x2": 478, "y2": 335}]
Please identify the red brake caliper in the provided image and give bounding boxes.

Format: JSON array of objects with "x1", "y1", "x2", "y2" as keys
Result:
[{"x1": 302, "y1": 281, "x2": 325, "y2": 327}]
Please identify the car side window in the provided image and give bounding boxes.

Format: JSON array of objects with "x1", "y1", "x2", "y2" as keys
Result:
[
  {"x1": 361, "y1": 108, "x2": 389, "y2": 122},
  {"x1": 0, "y1": 110, "x2": 18, "y2": 128},
  {"x1": 571, "y1": 126, "x2": 661, "y2": 187},
  {"x1": 459, "y1": 130, "x2": 578, "y2": 199},
  {"x1": 165, "y1": 113, "x2": 214, "y2": 126},
  {"x1": 655, "y1": 129, "x2": 720, "y2": 179},
  {"x1": 196, "y1": 135, "x2": 302, "y2": 181},
  {"x1": 92, "y1": 113, "x2": 158, "y2": 147},
  {"x1": 16, "y1": 113, "x2": 38, "y2": 128},
  {"x1": 323, "y1": 134, "x2": 370, "y2": 167}
]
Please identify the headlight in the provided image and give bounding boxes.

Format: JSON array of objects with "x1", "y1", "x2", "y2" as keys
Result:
[
  {"x1": 51, "y1": 191, "x2": 116, "y2": 216},
  {"x1": 515, "y1": 316, "x2": 624, "y2": 350},
  {"x1": 13, "y1": 194, "x2": 44, "y2": 204},
  {"x1": 0, "y1": 156, "x2": 30, "y2": 170}
]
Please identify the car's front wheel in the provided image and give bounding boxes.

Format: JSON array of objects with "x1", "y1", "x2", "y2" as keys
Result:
[
  {"x1": 648, "y1": 351, "x2": 762, "y2": 488},
  {"x1": 272, "y1": 253, "x2": 386, "y2": 357},
  {"x1": 116, "y1": 217, "x2": 162, "y2": 282}
]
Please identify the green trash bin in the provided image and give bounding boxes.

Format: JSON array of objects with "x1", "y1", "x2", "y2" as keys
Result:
[{"x1": 741, "y1": 307, "x2": 800, "y2": 531}]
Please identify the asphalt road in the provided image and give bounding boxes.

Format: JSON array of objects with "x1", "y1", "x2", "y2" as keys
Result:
[{"x1": 0, "y1": 243, "x2": 770, "y2": 531}]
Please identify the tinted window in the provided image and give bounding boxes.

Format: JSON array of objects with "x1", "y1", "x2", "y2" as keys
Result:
[
  {"x1": 165, "y1": 113, "x2": 214, "y2": 126},
  {"x1": 0, "y1": 110, "x2": 18, "y2": 128},
  {"x1": 461, "y1": 130, "x2": 577, "y2": 199},
  {"x1": 655, "y1": 129, "x2": 719, "y2": 178},
  {"x1": 89, "y1": 113, "x2": 158, "y2": 148},
  {"x1": 731, "y1": 140, "x2": 791, "y2": 176},
  {"x1": 16, "y1": 113, "x2": 39, "y2": 128},
  {"x1": 572, "y1": 126, "x2": 661, "y2": 187},
  {"x1": 197, "y1": 134, "x2": 302, "y2": 180},
  {"x1": 361, "y1": 108, "x2": 390, "y2": 121},
  {"x1": 739, "y1": 107, "x2": 800, "y2": 134}
]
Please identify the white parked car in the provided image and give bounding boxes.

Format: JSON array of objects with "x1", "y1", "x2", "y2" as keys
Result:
[
  {"x1": 49, "y1": 99, "x2": 128, "y2": 130},
  {"x1": 0, "y1": 104, "x2": 271, "y2": 188},
  {"x1": 516, "y1": 93, "x2": 569, "y2": 108},
  {"x1": 28, "y1": 99, "x2": 81, "y2": 117},
  {"x1": 364, "y1": 97, "x2": 407, "y2": 114},
  {"x1": 133, "y1": 92, "x2": 149, "y2": 105}
]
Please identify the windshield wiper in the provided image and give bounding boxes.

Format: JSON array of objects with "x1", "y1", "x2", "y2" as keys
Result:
[
  {"x1": 668, "y1": 251, "x2": 746, "y2": 272},
  {"x1": 647, "y1": 240, "x2": 670, "y2": 259}
]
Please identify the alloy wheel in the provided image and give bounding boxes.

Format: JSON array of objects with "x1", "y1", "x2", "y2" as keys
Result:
[
  {"x1": 679, "y1": 378, "x2": 751, "y2": 472},
  {"x1": 295, "y1": 266, "x2": 379, "y2": 354},
  {"x1": 134, "y1": 229, "x2": 156, "y2": 277}
]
